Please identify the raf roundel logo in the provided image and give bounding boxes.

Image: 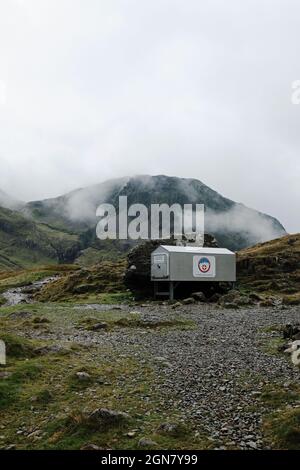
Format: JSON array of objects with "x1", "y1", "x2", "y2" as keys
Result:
[{"x1": 198, "y1": 257, "x2": 211, "y2": 273}]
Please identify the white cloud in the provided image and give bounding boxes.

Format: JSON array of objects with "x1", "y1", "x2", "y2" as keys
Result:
[{"x1": 0, "y1": 0, "x2": 299, "y2": 233}]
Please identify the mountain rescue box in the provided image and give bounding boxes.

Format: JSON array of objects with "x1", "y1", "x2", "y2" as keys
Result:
[{"x1": 151, "y1": 245, "x2": 236, "y2": 299}]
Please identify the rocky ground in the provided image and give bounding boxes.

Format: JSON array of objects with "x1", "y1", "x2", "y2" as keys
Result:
[
  {"x1": 1, "y1": 288, "x2": 299, "y2": 450},
  {"x1": 1, "y1": 233, "x2": 300, "y2": 450}
]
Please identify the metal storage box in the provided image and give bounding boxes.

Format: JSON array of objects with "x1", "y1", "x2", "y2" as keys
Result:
[{"x1": 151, "y1": 245, "x2": 236, "y2": 299}]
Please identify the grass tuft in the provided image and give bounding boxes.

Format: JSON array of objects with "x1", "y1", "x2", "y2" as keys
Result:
[{"x1": 0, "y1": 332, "x2": 37, "y2": 359}]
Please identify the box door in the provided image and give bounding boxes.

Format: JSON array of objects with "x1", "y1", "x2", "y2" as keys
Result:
[{"x1": 151, "y1": 254, "x2": 169, "y2": 279}]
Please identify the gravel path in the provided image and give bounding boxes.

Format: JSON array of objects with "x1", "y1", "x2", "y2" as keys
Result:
[
  {"x1": 15, "y1": 300, "x2": 300, "y2": 449},
  {"x1": 145, "y1": 306, "x2": 300, "y2": 448},
  {"x1": 108, "y1": 304, "x2": 300, "y2": 449}
]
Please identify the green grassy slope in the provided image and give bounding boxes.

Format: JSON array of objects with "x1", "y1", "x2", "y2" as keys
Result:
[
  {"x1": 237, "y1": 233, "x2": 300, "y2": 304},
  {"x1": 0, "y1": 207, "x2": 81, "y2": 270}
]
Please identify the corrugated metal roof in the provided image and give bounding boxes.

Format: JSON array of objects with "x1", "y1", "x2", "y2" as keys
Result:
[{"x1": 156, "y1": 245, "x2": 235, "y2": 255}]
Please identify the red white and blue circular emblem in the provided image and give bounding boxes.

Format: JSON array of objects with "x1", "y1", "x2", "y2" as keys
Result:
[{"x1": 198, "y1": 257, "x2": 211, "y2": 273}]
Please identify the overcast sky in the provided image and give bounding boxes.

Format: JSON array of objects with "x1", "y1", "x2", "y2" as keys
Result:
[{"x1": 0, "y1": 0, "x2": 299, "y2": 232}]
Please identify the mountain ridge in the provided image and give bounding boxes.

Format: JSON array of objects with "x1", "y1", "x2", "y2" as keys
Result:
[
  {"x1": 21, "y1": 174, "x2": 286, "y2": 250},
  {"x1": 0, "y1": 175, "x2": 287, "y2": 269}
]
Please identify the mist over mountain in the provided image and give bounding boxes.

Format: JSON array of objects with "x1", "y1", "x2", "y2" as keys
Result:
[
  {"x1": 22, "y1": 175, "x2": 286, "y2": 251},
  {"x1": 0, "y1": 189, "x2": 23, "y2": 211},
  {"x1": 0, "y1": 175, "x2": 287, "y2": 269}
]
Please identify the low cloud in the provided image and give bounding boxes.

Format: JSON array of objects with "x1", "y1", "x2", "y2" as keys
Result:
[
  {"x1": 65, "y1": 177, "x2": 129, "y2": 222},
  {"x1": 0, "y1": 1, "x2": 299, "y2": 233},
  {"x1": 206, "y1": 205, "x2": 286, "y2": 245}
]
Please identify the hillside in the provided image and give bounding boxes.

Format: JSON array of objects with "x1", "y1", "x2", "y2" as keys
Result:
[
  {"x1": 0, "y1": 207, "x2": 81, "y2": 270},
  {"x1": 22, "y1": 175, "x2": 286, "y2": 251},
  {"x1": 31, "y1": 233, "x2": 300, "y2": 304},
  {"x1": 0, "y1": 176, "x2": 287, "y2": 269},
  {"x1": 237, "y1": 233, "x2": 300, "y2": 304}
]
